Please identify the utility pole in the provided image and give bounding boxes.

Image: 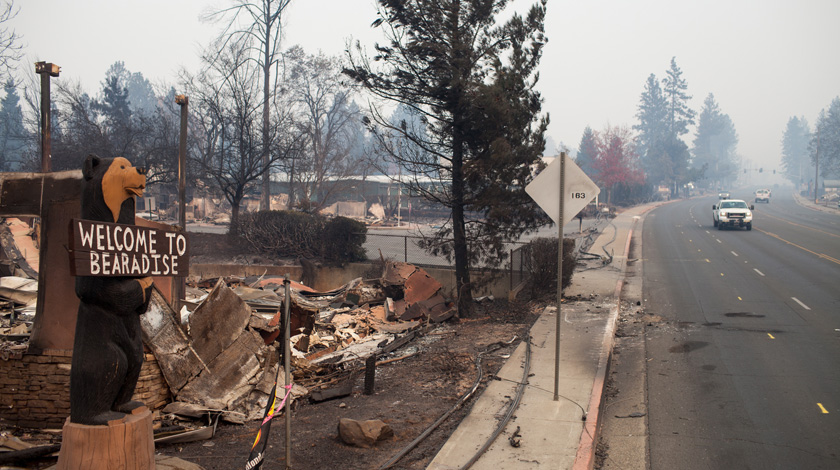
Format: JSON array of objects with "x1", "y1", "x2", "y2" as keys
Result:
[
  {"x1": 35, "y1": 62, "x2": 60, "y2": 172},
  {"x1": 175, "y1": 95, "x2": 188, "y2": 229},
  {"x1": 815, "y1": 127, "x2": 821, "y2": 204},
  {"x1": 175, "y1": 94, "x2": 188, "y2": 312}
]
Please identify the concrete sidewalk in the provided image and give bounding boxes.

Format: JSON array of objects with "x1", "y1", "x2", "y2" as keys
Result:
[
  {"x1": 792, "y1": 191, "x2": 840, "y2": 214},
  {"x1": 428, "y1": 202, "x2": 663, "y2": 470}
]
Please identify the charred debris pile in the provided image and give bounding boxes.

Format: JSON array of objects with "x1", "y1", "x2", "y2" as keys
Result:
[{"x1": 142, "y1": 261, "x2": 458, "y2": 426}]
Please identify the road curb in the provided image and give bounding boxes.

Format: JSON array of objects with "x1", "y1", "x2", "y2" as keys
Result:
[
  {"x1": 791, "y1": 191, "x2": 840, "y2": 214},
  {"x1": 572, "y1": 219, "x2": 637, "y2": 470}
]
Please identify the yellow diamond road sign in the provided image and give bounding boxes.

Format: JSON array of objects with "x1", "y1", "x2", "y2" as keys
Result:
[{"x1": 525, "y1": 154, "x2": 600, "y2": 226}]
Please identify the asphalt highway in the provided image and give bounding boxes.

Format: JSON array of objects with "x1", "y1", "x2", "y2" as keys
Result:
[{"x1": 641, "y1": 189, "x2": 840, "y2": 469}]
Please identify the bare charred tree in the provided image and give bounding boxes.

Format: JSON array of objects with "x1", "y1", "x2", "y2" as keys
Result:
[
  {"x1": 185, "y1": 39, "x2": 302, "y2": 232},
  {"x1": 50, "y1": 80, "x2": 106, "y2": 170},
  {"x1": 203, "y1": 0, "x2": 292, "y2": 212},
  {"x1": 345, "y1": 0, "x2": 549, "y2": 314},
  {"x1": 44, "y1": 70, "x2": 178, "y2": 184},
  {"x1": 284, "y1": 46, "x2": 364, "y2": 213},
  {"x1": 0, "y1": 1, "x2": 22, "y2": 81}
]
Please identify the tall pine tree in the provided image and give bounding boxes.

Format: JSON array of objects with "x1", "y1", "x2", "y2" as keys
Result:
[
  {"x1": 95, "y1": 73, "x2": 132, "y2": 132},
  {"x1": 811, "y1": 97, "x2": 840, "y2": 180},
  {"x1": 634, "y1": 58, "x2": 698, "y2": 195},
  {"x1": 692, "y1": 93, "x2": 738, "y2": 188},
  {"x1": 346, "y1": 0, "x2": 549, "y2": 314},
  {"x1": 575, "y1": 125, "x2": 598, "y2": 177},
  {"x1": 662, "y1": 57, "x2": 695, "y2": 138},
  {"x1": 0, "y1": 78, "x2": 27, "y2": 170},
  {"x1": 634, "y1": 73, "x2": 668, "y2": 182},
  {"x1": 780, "y1": 116, "x2": 811, "y2": 186}
]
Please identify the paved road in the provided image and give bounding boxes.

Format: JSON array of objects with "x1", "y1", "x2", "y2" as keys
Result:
[{"x1": 641, "y1": 190, "x2": 840, "y2": 469}]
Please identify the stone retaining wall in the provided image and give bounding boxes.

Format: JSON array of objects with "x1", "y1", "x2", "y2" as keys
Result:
[{"x1": 0, "y1": 349, "x2": 170, "y2": 428}]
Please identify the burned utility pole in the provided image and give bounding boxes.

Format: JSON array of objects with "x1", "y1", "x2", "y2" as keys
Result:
[
  {"x1": 174, "y1": 94, "x2": 189, "y2": 313},
  {"x1": 35, "y1": 62, "x2": 60, "y2": 172},
  {"x1": 175, "y1": 95, "x2": 188, "y2": 229}
]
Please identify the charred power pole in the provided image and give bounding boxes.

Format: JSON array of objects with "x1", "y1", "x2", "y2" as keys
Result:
[
  {"x1": 35, "y1": 62, "x2": 60, "y2": 172},
  {"x1": 174, "y1": 94, "x2": 189, "y2": 313}
]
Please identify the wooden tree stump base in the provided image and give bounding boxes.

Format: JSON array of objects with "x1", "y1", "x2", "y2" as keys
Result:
[{"x1": 56, "y1": 407, "x2": 155, "y2": 470}]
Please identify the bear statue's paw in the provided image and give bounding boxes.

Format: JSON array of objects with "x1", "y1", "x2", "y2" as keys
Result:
[
  {"x1": 115, "y1": 400, "x2": 147, "y2": 415},
  {"x1": 78, "y1": 410, "x2": 127, "y2": 426}
]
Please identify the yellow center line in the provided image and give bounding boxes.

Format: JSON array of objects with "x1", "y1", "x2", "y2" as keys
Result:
[
  {"x1": 738, "y1": 296, "x2": 742, "y2": 301},
  {"x1": 767, "y1": 333, "x2": 775, "y2": 339},
  {"x1": 761, "y1": 212, "x2": 840, "y2": 239},
  {"x1": 720, "y1": 273, "x2": 724, "y2": 276},
  {"x1": 817, "y1": 403, "x2": 829, "y2": 414},
  {"x1": 756, "y1": 228, "x2": 840, "y2": 266}
]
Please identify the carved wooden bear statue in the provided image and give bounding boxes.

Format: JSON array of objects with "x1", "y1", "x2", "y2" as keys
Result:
[{"x1": 70, "y1": 154, "x2": 154, "y2": 425}]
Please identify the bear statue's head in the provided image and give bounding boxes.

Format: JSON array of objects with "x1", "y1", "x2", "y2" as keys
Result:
[{"x1": 82, "y1": 154, "x2": 147, "y2": 224}]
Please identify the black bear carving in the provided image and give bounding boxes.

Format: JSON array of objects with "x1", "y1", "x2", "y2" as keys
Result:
[{"x1": 70, "y1": 154, "x2": 154, "y2": 425}]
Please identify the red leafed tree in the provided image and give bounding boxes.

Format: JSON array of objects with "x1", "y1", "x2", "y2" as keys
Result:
[{"x1": 592, "y1": 125, "x2": 645, "y2": 205}]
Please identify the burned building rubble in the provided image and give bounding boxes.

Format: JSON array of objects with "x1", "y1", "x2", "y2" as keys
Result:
[
  {"x1": 150, "y1": 260, "x2": 457, "y2": 422},
  {"x1": 0, "y1": 240, "x2": 457, "y2": 430}
]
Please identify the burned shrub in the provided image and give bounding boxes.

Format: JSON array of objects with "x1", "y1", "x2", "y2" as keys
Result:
[
  {"x1": 238, "y1": 210, "x2": 324, "y2": 259},
  {"x1": 525, "y1": 237, "x2": 576, "y2": 298},
  {"x1": 430, "y1": 346, "x2": 471, "y2": 379},
  {"x1": 238, "y1": 211, "x2": 367, "y2": 264},
  {"x1": 321, "y1": 216, "x2": 367, "y2": 264}
]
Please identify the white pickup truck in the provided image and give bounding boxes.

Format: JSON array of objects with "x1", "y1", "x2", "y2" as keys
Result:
[
  {"x1": 713, "y1": 199, "x2": 754, "y2": 230},
  {"x1": 754, "y1": 189, "x2": 771, "y2": 203}
]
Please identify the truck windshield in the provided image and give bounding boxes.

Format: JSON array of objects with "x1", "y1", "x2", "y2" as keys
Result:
[{"x1": 720, "y1": 201, "x2": 747, "y2": 209}]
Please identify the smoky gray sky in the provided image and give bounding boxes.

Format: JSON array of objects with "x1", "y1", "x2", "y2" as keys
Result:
[{"x1": 13, "y1": 0, "x2": 840, "y2": 172}]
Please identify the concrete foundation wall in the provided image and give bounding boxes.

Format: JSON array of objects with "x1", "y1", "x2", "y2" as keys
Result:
[{"x1": 191, "y1": 262, "x2": 513, "y2": 299}]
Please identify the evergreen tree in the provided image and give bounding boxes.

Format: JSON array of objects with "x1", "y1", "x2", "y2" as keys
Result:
[
  {"x1": 575, "y1": 125, "x2": 597, "y2": 177},
  {"x1": 780, "y1": 116, "x2": 812, "y2": 186},
  {"x1": 95, "y1": 73, "x2": 132, "y2": 130},
  {"x1": 647, "y1": 134, "x2": 691, "y2": 195},
  {"x1": 692, "y1": 93, "x2": 739, "y2": 187},
  {"x1": 634, "y1": 62, "x2": 696, "y2": 196},
  {"x1": 634, "y1": 73, "x2": 668, "y2": 166},
  {"x1": 0, "y1": 78, "x2": 27, "y2": 170},
  {"x1": 346, "y1": 0, "x2": 549, "y2": 314},
  {"x1": 662, "y1": 57, "x2": 695, "y2": 137},
  {"x1": 101, "y1": 62, "x2": 157, "y2": 114},
  {"x1": 811, "y1": 97, "x2": 840, "y2": 180}
]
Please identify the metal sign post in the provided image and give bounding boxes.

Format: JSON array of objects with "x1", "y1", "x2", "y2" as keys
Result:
[
  {"x1": 554, "y1": 153, "x2": 566, "y2": 401},
  {"x1": 525, "y1": 152, "x2": 600, "y2": 402}
]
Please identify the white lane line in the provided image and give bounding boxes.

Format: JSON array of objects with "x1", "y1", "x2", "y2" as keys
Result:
[
  {"x1": 716, "y1": 239, "x2": 722, "y2": 244},
  {"x1": 791, "y1": 297, "x2": 812, "y2": 311},
  {"x1": 705, "y1": 230, "x2": 710, "y2": 234},
  {"x1": 731, "y1": 251, "x2": 739, "y2": 257},
  {"x1": 754, "y1": 268, "x2": 765, "y2": 276}
]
